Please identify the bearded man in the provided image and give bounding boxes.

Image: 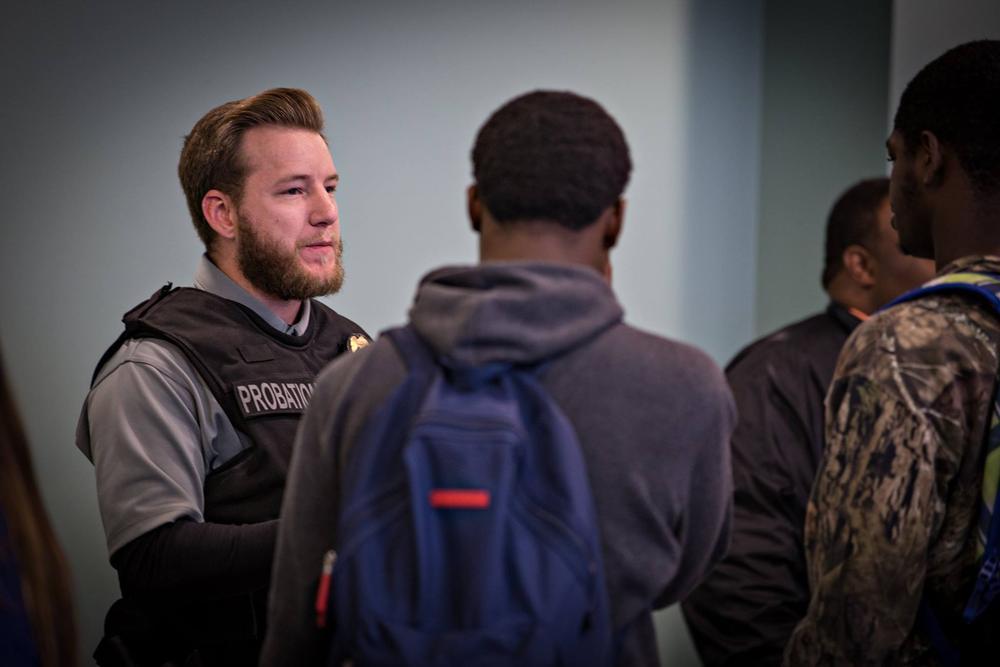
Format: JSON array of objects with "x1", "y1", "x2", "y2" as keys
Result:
[{"x1": 76, "y1": 88, "x2": 368, "y2": 667}]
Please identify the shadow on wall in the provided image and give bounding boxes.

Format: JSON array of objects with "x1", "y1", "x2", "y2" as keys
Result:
[
  {"x1": 673, "y1": 0, "x2": 762, "y2": 367},
  {"x1": 653, "y1": 1, "x2": 762, "y2": 666}
]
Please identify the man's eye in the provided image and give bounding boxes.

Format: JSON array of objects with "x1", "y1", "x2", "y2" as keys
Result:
[
  {"x1": 326, "y1": 185, "x2": 338, "y2": 194},
  {"x1": 886, "y1": 154, "x2": 895, "y2": 163},
  {"x1": 284, "y1": 187, "x2": 305, "y2": 195}
]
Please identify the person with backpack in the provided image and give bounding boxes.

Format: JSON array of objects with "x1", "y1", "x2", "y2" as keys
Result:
[
  {"x1": 261, "y1": 90, "x2": 736, "y2": 666},
  {"x1": 681, "y1": 178, "x2": 934, "y2": 666},
  {"x1": 784, "y1": 40, "x2": 1000, "y2": 665}
]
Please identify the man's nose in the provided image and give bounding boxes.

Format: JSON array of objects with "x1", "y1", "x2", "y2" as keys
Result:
[{"x1": 311, "y1": 191, "x2": 338, "y2": 226}]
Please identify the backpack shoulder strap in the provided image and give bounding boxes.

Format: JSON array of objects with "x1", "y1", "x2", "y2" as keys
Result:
[
  {"x1": 884, "y1": 271, "x2": 1000, "y2": 313},
  {"x1": 888, "y1": 272, "x2": 1000, "y2": 629},
  {"x1": 384, "y1": 324, "x2": 517, "y2": 391},
  {"x1": 383, "y1": 325, "x2": 437, "y2": 373}
]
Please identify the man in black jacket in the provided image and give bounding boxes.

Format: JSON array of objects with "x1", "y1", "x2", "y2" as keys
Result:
[
  {"x1": 681, "y1": 177, "x2": 934, "y2": 666},
  {"x1": 77, "y1": 88, "x2": 368, "y2": 666}
]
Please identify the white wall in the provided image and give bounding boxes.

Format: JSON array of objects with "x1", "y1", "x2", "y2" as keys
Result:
[{"x1": 0, "y1": 1, "x2": 762, "y2": 663}]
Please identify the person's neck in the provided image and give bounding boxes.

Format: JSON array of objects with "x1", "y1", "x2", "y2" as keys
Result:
[
  {"x1": 211, "y1": 252, "x2": 303, "y2": 326},
  {"x1": 247, "y1": 288, "x2": 303, "y2": 327},
  {"x1": 930, "y1": 181, "x2": 1000, "y2": 270},
  {"x1": 479, "y1": 219, "x2": 605, "y2": 275},
  {"x1": 826, "y1": 279, "x2": 875, "y2": 316},
  {"x1": 932, "y1": 220, "x2": 1000, "y2": 272}
]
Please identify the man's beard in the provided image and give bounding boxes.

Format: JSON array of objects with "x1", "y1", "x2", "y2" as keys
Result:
[{"x1": 236, "y1": 214, "x2": 344, "y2": 301}]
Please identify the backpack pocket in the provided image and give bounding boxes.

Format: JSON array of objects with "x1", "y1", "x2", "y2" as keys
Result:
[
  {"x1": 349, "y1": 612, "x2": 555, "y2": 666},
  {"x1": 328, "y1": 427, "x2": 604, "y2": 666}
]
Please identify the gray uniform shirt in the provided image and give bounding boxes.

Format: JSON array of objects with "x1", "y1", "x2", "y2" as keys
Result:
[{"x1": 77, "y1": 256, "x2": 312, "y2": 556}]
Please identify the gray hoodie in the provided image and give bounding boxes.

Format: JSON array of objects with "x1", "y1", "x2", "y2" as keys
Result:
[{"x1": 263, "y1": 261, "x2": 735, "y2": 666}]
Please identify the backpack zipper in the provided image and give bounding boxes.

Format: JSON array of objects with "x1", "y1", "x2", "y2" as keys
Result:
[{"x1": 315, "y1": 549, "x2": 337, "y2": 628}]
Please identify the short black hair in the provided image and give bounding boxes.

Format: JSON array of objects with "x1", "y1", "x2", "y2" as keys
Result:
[
  {"x1": 821, "y1": 177, "x2": 889, "y2": 289},
  {"x1": 894, "y1": 39, "x2": 1000, "y2": 196},
  {"x1": 471, "y1": 90, "x2": 632, "y2": 230}
]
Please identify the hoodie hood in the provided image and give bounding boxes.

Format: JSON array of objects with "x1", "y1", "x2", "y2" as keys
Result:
[{"x1": 409, "y1": 261, "x2": 624, "y2": 368}]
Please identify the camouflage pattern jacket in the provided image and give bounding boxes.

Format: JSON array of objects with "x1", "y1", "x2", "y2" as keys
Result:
[{"x1": 784, "y1": 256, "x2": 1000, "y2": 666}]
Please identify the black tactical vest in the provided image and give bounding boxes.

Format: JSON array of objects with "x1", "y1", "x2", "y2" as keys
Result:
[
  {"x1": 95, "y1": 284, "x2": 367, "y2": 524},
  {"x1": 91, "y1": 285, "x2": 367, "y2": 667}
]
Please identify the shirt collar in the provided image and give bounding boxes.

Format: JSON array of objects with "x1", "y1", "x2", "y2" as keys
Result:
[
  {"x1": 192, "y1": 255, "x2": 311, "y2": 336},
  {"x1": 828, "y1": 301, "x2": 866, "y2": 334}
]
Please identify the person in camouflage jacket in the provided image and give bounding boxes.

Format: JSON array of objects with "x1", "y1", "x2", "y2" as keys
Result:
[{"x1": 785, "y1": 40, "x2": 1000, "y2": 665}]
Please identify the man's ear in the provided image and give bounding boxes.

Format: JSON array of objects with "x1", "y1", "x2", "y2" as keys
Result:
[
  {"x1": 917, "y1": 130, "x2": 946, "y2": 188},
  {"x1": 467, "y1": 184, "x2": 483, "y2": 234},
  {"x1": 202, "y1": 189, "x2": 238, "y2": 240},
  {"x1": 603, "y1": 198, "x2": 625, "y2": 249},
  {"x1": 842, "y1": 244, "x2": 876, "y2": 288}
]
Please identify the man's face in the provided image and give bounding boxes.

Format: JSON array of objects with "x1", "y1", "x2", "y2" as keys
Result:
[
  {"x1": 233, "y1": 126, "x2": 343, "y2": 301},
  {"x1": 870, "y1": 194, "x2": 936, "y2": 308},
  {"x1": 887, "y1": 130, "x2": 934, "y2": 260}
]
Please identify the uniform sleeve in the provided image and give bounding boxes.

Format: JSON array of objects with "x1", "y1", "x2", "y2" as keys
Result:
[
  {"x1": 82, "y1": 350, "x2": 207, "y2": 556},
  {"x1": 682, "y1": 350, "x2": 821, "y2": 666},
  {"x1": 111, "y1": 517, "x2": 277, "y2": 599},
  {"x1": 783, "y1": 319, "x2": 985, "y2": 665}
]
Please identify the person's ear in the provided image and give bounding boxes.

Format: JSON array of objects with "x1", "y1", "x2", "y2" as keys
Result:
[
  {"x1": 842, "y1": 244, "x2": 877, "y2": 288},
  {"x1": 917, "y1": 130, "x2": 945, "y2": 188},
  {"x1": 467, "y1": 184, "x2": 483, "y2": 234},
  {"x1": 603, "y1": 198, "x2": 625, "y2": 250},
  {"x1": 202, "y1": 190, "x2": 238, "y2": 240}
]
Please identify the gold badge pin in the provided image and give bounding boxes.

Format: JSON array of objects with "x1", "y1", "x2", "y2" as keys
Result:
[{"x1": 348, "y1": 334, "x2": 369, "y2": 352}]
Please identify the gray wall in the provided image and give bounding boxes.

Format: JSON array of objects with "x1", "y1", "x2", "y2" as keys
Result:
[
  {"x1": 890, "y1": 0, "x2": 1000, "y2": 115},
  {"x1": 754, "y1": 0, "x2": 892, "y2": 336},
  {"x1": 0, "y1": 1, "x2": 761, "y2": 664},
  {"x1": 754, "y1": 0, "x2": 1000, "y2": 339}
]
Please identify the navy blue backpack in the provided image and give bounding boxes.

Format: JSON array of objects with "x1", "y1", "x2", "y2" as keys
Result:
[{"x1": 319, "y1": 325, "x2": 614, "y2": 667}]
